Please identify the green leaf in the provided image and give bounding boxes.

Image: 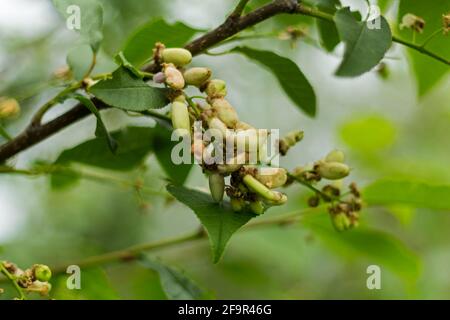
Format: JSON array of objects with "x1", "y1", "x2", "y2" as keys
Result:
[
  {"x1": 90, "y1": 66, "x2": 169, "y2": 111},
  {"x1": 334, "y1": 7, "x2": 392, "y2": 76},
  {"x1": 51, "y1": 267, "x2": 119, "y2": 300},
  {"x1": 167, "y1": 184, "x2": 256, "y2": 263},
  {"x1": 50, "y1": 167, "x2": 82, "y2": 190},
  {"x1": 55, "y1": 126, "x2": 156, "y2": 171},
  {"x1": 303, "y1": 213, "x2": 420, "y2": 282},
  {"x1": 316, "y1": 0, "x2": 341, "y2": 52},
  {"x1": 364, "y1": 180, "x2": 450, "y2": 211},
  {"x1": 339, "y1": 115, "x2": 396, "y2": 152},
  {"x1": 154, "y1": 125, "x2": 192, "y2": 185},
  {"x1": 140, "y1": 258, "x2": 211, "y2": 300},
  {"x1": 114, "y1": 51, "x2": 144, "y2": 79},
  {"x1": 52, "y1": 0, "x2": 103, "y2": 52},
  {"x1": 397, "y1": 0, "x2": 450, "y2": 95},
  {"x1": 71, "y1": 93, "x2": 117, "y2": 154},
  {"x1": 232, "y1": 46, "x2": 316, "y2": 117},
  {"x1": 123, "y1": 18, "x2": 200, "y2": 67}
]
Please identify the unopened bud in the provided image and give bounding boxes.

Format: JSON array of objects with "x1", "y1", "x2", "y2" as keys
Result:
[
  {"x1": 25, "y1": 281, "x2": 52, "y2": 296},
  {"x1": 331, "y1": 212, "x2": 352, "y2": 232},
  {"x1": 254, "y1": 168, "x2": 287, "y2": 189},
  {"x1": 211, "y1": 98, "x2": 239, "y2": 128},
  {"x1": 249, "y1": 200, "x2": 265, "y2": 215},
  {"x1": 209, "y1": 173, "x2": 225, "y2": 203},
  {"x1": 325, "y1": 149, "x2": 345, "y2": 163},
  {"x1": 164, "y1": 64, "x2": 185, "y2": 90},
  {"x1": 0, "y1": 98, "x2": 20, "y2": 119},
  {"x1": 279, "y1": 130, "x2": 303, "y2": 155},
  {"x1": 308, "y1": 195, "x2": 320, "y2": 207},
  {"x1": 203, "y1": 79, "x2": 227, "y2": 98},
  {"x1": 153, "y1": 71, "x2": 166, "y2": 84},
  {"x1": 171, "y1": 100, "x2": 191, "y2": 136},
  {"x1": 161, "y1": 48, "x2": 192, "y2": 66},
  {"x1": 183, "y1": 67, "x2": 212, "y2": 87},
  {"x1": 400, "y1": 13, "x2": 425, "y2": 33},
  {"x1": 230, "y1": 197, "x2": 245, "y2": 212},
  {"x1": 32, "y1": 264, "x2": 52, "y2": 282},
  {"x1": 316, "y1": 161, "x2": 350, "y2": 180}
]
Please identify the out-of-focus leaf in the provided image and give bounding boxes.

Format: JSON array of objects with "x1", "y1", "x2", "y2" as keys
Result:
[
  {"x1": 71, "y1": 94, "x2": 117, "y2": 153},
  {"x1": 167, "y1": 184, "x2": 256, "y2": 263},
  {"x1": 67, "y1": 46, "x2": 117, "y2": 81},
  {"x1": 90, "y1": 66, "x2": 169, "y2": 111},
  {"x1": 397, "y1": 0, "x2": 450, "y2": 95},
  {"x1": 339, "y1": 115, "x2": 396, "y2": 152},
  {"x1": 302, "y1": 213, "x2": 420, "y2": 282},
  {"x1": 364, "y1": 180, "x2": 450, "y2": 211},
  {"x1": 123, "y1": 19, "x2": 200, "y2": 67},
  {"x1": 316, "y1": 0, "x2": 341, "y2": 52},
  {"x1": 52, "y1": 0, "x2": 103, "y2": 52},
  {"x1": 334, "y1": 7, "x2": 392, "y2": 76},
  {"x1": 153, "y1": 125, "x2": 192, "y2": 185},
  {"x1": 55, "y1": 126, "x2": 155, "y2": 170},
  {"x1": 50, "y1": 167, "x2": 82, "y2": 190},
  {"x1": 51, "y1": 267, "x2": 119, "y2": 300},
  {"x1": 232, "y1": 46, "x2": 316, "y2": 117},
  {"x1": 140, "y1": 258, "x2": 212, "y2": 300}
]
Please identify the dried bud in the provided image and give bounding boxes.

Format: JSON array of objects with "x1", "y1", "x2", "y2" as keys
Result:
[
  {"x1": 316, "y1": 161, "x2": 350, "y2": 180},
  {"x1": 171, "y1": 100, "x2": 191, "y2": 136},
  {"x1": 32, "y1": 264, "x2": 52, "y2": 282},
  {"x1": 183, "y1": 67, "x2": 212, "y2": 87},
  {"x1": 249, "y1": 200, "x2": 265, "y2": 215},
  {"x1": 163, "y1": 64, "x2": 185, "y2": 90},
  {"x1": 400, "y1": 13, "x2": 425, "y2": 33},
  {"x1": 25, "y1": 281, "x2": 52, "y2": 296},
  {"x1": 254, "y1": 168, "x2": 288, "y2": 189},
  {"x1": 279, "y1": 130, "x2": 304, "y2": 155},
  {"x1": 325, "y1": 149, "x2": 345, "y2": 163},
  {"x1": 161, "y1": 48, "x2": 192, "y2": 66},
  {"x1": 0, "y1": 98, "x2": 20, "y2": 119},
  {"x1": 443, "y1": 13, "x2": 450, "y2": 35},
  {"x1": 209, "y1": 173, "x2": 225, "y2": 203},
  {"x1": 230, "y1": 197, "x2": 245, "y2": 212},
  {"x1": 331, "y1": 212, "x2": 352, "y2": 232},
  {"x1": 211, "y1": 98, "x2": 239, "y2": 128},
  {"x1": 308, "y1": 195, "x2": 320, "y2": 207},
  {"x1": 203, "y1": 79, "x2": 227, "y2": 98},
  {"x1": 153, "y1": 71, "x2": 166, "y2": 84}
]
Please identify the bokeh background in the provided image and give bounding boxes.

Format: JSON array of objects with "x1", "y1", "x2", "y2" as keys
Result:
[{"x1": 1, "y1": 0, "x2": 450, "y2": 299}]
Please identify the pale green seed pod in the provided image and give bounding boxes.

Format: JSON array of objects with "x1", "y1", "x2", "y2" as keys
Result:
[
  {"x1": 230, "y1": 197, "x2": 245, "y2": 212},
  {"x1": 164, "y1": 64, "x2": 185, "y2": 90},
  {"x1": 262, "y1": 191, "x2": 288, "y2": 206},
  {"x1": 171, "y1": 101, "x2": 191, "y2": 136},
  {"x1": 249, "y1": 200, "x2": 265, "y2": 215},
  {"x1": 0, "y1": 98, "x2": 20, "y2": 119},
  {"x1": 204, "y1": 79, "x2": 227, "y2": 98},
  {"x1": 284, "y1": 130, "x2": 304, "y2": 146},
  {"x1": 316, "y1": 161, "x2": 350, "y2": 180},
  {"x1": 255, "y1": 168, "x2": 288, "y2": 189},
  {"x1": 243, "y1": 174, "x2": 287, "y2": 203},
  {"x1": 183, "y1": 67, "x2": 212, "y2": 87},
  {"x1": 331, "y1": 212, "x2": 352, "y2": 232},
  {"x1": 162, "y1": 48, "x2": 192, "y2": 66},
  {"x1": 32, "y1": 264, "x2": 52, "y2": 282},
  {"x1": 209, "y1": 173, "x2": 225, "y2": 203},
  {"x1": 211, "y1": 98, "x2": 239, "y2": 128},
  {"x1": 325, "y1": 149, "x2": 345, "y2": 163}
]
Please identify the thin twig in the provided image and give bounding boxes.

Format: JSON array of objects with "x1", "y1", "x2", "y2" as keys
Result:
[{"x1": 0, "y1": 261, "x2": 27, "y2": 300}]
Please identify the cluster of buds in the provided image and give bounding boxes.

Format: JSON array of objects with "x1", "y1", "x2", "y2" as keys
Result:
[
  {"x1": 1, "y1": 261, "x2": 52, "y2": 297},
  {"x1": 400, "y1": 13, "x2": 426, "y2": 33},
  {"x1": 0, "y1": 97, "x2": 20, "y2": 119},
  {"x1": 291, "y1": 150, "x2": 362, "y2": 231}
]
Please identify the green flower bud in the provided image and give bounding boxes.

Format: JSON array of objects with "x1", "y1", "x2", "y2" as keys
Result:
[
  {"x1": 32, "y1": 264, "x2": 52, "y2": 282},
  {"x1": 0, "y1": 98, "x2": 20, "y2": 119},
  {"x1": 164, "y1": 64, "x2": 185, "y2": 90},
  {"x1": 209, "y1": 173, "x2": 225, "y2": 203},
  {"x1": 243, "y1": 174, "x2": 287, "y2": 204},
  {"x1": 171, "y1": 100, "x2": 191, "y2": 136},
  {"x1": 249, "y1": 200, "x2": 265, "y2": 215},
  {"x1": 331, "y1": 212, "x2": 352, "y2": 232},
  {"x1": 316, "y1": 161, "x2": 350, "y2": 180},
  {"x1": 204, "y1": 79, "x2": 227, "y2": 98},
  {"x1": 161, "y1": 48, "x2": 192, "y2": 66},
  {"x1": 255, "y1": 168, "x2": 287, "y2": 189},
  {"x1": 230, "y1": 197, "x2": 245, "y2": 212},
  {"x1": 183, "y1": 67, "x2": 212, "y2": 87},
  {"x1": 279, "y1": 130, "x2": 303, "y2": 155},
  {"x1": 211, "y1": 98, "x2": 239, "y2": 128},
  {"x1": 325, "y1": 149, "x2": 345, "y2": 163}
]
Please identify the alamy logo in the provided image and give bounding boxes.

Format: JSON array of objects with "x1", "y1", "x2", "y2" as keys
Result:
[
  {"x1": 366, "y1": 5, "x2": 381, "y2": 30},
  {"x1": 66, "y1": 5, "x2": 81, "y2": 31},
  {"x1": 66, "y1": 265, "x2": 81, "y2": 290},
  {"x1": 366, "y1": 265, "x2": 381, "y2": 290}
]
